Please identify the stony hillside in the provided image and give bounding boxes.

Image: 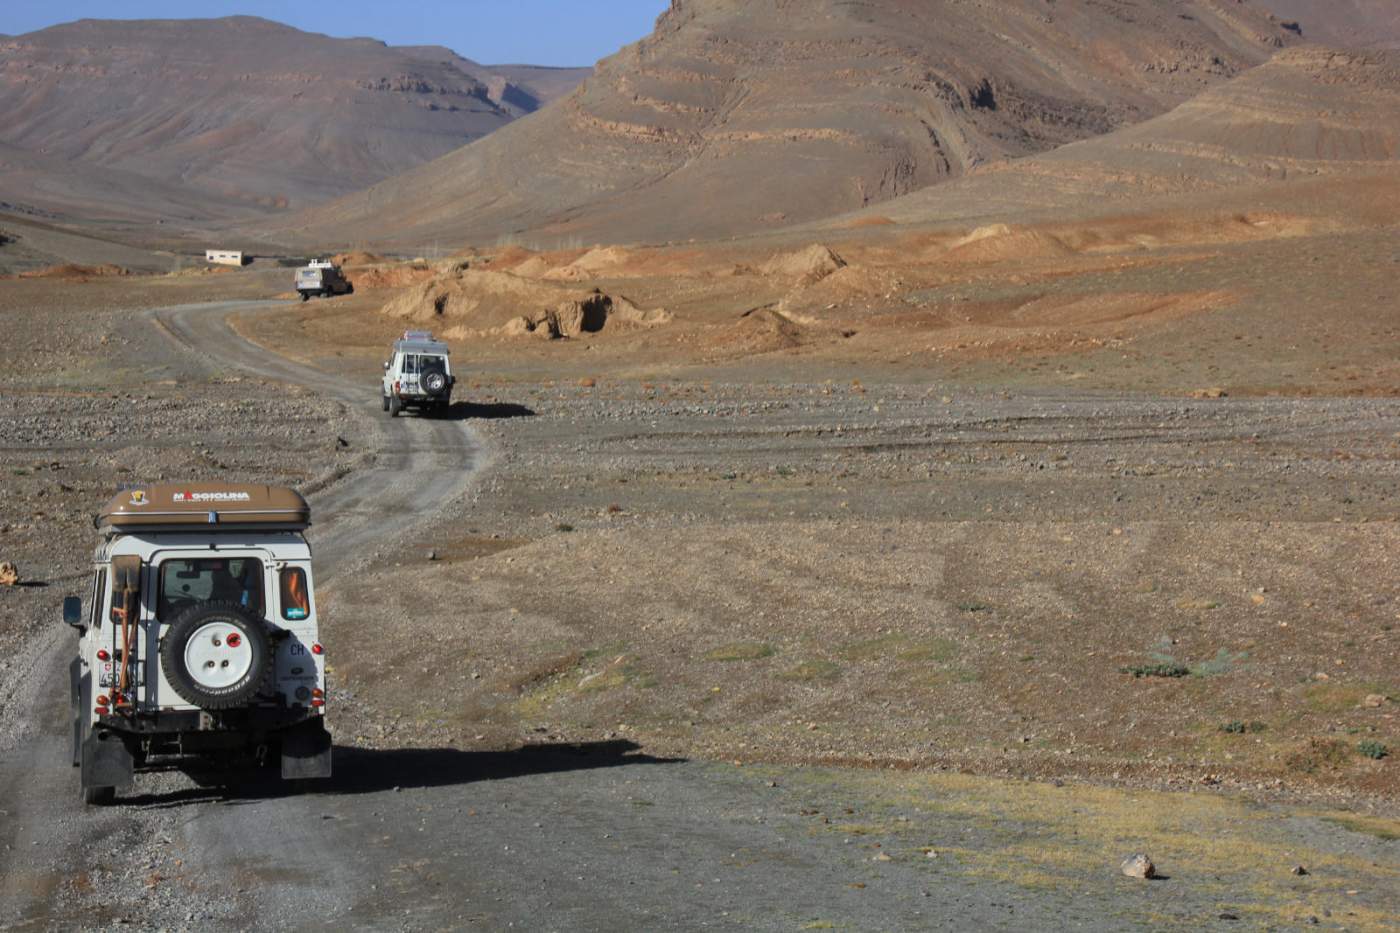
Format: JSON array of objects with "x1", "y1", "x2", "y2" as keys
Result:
[
  {"x1": 282, "y1": 0, "x2": 1292, "y2": 249},
  {"x1": 1255, "y1": 0, "x2": 1400, "y2": 49},
  {"x1": 397, "y1": 47, "x2": 590, "y2": 117},
  {"x1": 0, "y1": 17, "x2": 589, "y2": 221},
  {"x1": 835, "y1": 47, "x2": 1400, "y2": 228}
]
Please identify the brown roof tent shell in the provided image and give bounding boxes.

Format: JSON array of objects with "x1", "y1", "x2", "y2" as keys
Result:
[{"x1": 99, "y1": 484, "x2": 310, "y2": 530}]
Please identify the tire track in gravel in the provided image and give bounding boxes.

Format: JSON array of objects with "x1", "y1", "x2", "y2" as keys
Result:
[{"x1": 0, "y1": 300, "x2": 485, "y2": 927}]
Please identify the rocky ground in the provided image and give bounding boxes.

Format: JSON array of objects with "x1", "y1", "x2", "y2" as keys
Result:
[{"x1": 317, "y1": 377, "x2": 1400, "y2": 804}]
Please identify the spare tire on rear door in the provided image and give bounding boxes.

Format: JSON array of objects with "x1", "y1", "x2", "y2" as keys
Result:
[
  {"x1": 423, "y1": 370, "x2": 448, "y2": 397},
  {"x1": 159, "y1": 601, "x2": 273, "y2": 709}
]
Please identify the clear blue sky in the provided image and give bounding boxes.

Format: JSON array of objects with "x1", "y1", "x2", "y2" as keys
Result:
[{"x1": 0, "y1": 1, "x2": 669, "y2": 66}]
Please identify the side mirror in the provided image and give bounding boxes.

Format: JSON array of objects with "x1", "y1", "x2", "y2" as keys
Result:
[
  {"x1": 63, "y1": 595, "x2": 83, "y2": 628},
  {"x1": 383, "y1": 361, "x2": 390, "y2": 371}
]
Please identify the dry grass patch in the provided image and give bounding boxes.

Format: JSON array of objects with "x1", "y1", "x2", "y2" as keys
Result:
[
  {"x1": 780, "y1": 660, "x2": 841, "y2": 683},
  {"x1": 705, "y1": 642, "x2": 776, "y2": 662}
]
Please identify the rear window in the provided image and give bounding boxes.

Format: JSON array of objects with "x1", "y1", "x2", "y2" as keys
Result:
[
  {"x1": 280, "y1": 567, "x2": 312, "y2": 621},
  {"x1": 400, "y1": 354, "x2": 446, "y2": 375},
  {"x1": 158, "y1": 558, "x2": 265, "y2": 622}
]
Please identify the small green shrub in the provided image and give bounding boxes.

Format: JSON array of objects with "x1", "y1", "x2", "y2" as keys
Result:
[
  {"x1": 1220, "y1": 721, "x2": 1267, "y2": 734},
  {"x1": 1121, "y1": 663, "x2": 1191, "y2": 679},
  {"x1": 1358, "y1": 741, "x2": 1389, "y2": 761}
]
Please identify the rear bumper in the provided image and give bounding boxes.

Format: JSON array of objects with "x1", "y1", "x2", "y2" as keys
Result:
[
  {"x1": 97, "y1": 705, "x2": 322, "y2": 737},
  {"x1": 395, "y1": 391, "x2": 451, "y2": 404}
]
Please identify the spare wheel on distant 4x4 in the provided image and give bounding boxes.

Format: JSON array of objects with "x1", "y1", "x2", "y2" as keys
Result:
[
  {"x1": 159, "y1": 602, "x2": 273, "y2": 709},
  {"x1": 423, "y1": 370, "x2": 448, "y2": 397}
]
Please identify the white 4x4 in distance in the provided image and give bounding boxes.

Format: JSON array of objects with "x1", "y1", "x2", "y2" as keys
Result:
[
  {"x1": 67, "y1": 483, "x2": 332, "y2": 804},
  {"x1": 382, "y1": 331, "x2": 455, "y2": 417}
]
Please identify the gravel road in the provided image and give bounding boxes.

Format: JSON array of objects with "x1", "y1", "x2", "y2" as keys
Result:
[{"x1": 1, "y1": 301, "x2": 1394, "y2": 930}]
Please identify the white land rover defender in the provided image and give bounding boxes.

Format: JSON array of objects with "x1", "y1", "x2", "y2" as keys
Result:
[
  {"x1": 294, "y1": 259, "x2": 354, "y2": 301},
  {"x1": 381, "y1": 330, "x2": 455, "y2": 417},
  {"x1": 66, "y1": 483, "x2": 332, "y2": 805}
]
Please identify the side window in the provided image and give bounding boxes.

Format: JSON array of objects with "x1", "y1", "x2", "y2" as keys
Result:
[
  {"x1": 280, "y1": 568, "x2": 312, "y2": 621},
  {"x1": 91, "y1": 569, "x2": 106, "y2": 629}
]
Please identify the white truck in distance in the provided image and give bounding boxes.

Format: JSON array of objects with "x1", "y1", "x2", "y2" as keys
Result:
[
  {"x1": 294, "y1": 259, "x2": 353, "y2": 301},
  {"x1": 67, "y1": 483, "x2": 332, "y2": 805}
]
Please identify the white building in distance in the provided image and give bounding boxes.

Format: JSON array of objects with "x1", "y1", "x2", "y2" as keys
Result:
[{"x1": 205, "y1": 249, "x2": 246, "y2": 266}]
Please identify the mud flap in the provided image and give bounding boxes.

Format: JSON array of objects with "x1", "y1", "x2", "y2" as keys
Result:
[
  {"x1": 281, "y1": 720, "x2": 333, "y2": 780},
  {"x1": 81, "y1": 730, "x2": 134, "y2": 790}
]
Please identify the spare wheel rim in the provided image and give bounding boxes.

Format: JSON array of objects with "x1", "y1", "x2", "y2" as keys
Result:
[{"x1": 184, "y1": 621, "x2": 255, "y2": 690}]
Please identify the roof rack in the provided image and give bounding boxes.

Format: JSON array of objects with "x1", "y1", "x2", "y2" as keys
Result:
[
  {"x1": 393, "y1": 331, "x2": 450, "y2": 354},
  {"x1": 98, "y1": 484, "x2": 310, "y2": 531}
]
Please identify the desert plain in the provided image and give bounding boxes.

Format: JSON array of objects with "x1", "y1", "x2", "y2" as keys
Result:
[{"x1": 2, "y1": 1, "x2": 1399, "y2": 929}]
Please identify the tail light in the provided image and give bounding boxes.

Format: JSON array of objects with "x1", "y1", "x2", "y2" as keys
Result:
[
  {"x1": 96, "y1": 649, "x2": 110, "y2": 661},
  {"x1": 96, "y1": 695, "x2": 109, "y2": 707},
  {"x1": 311, "y1": 699, "x2": 325, "y2": 708},
  {"x1": 311, "y1": 643, "x2": 324, "y2": 655}
]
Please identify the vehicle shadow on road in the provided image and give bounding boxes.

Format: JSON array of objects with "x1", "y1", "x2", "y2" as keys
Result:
[
  {"x1": 444, "y1": 401, "x2": 536, "y2": 421},
  {"x1": 127, "y1": 739, "x2": 679, "y2": 809}
]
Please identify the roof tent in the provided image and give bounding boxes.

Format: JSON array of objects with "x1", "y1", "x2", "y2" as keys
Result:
[{"x1": 98, "y1": 484, "x2": 310, "y2": 531}]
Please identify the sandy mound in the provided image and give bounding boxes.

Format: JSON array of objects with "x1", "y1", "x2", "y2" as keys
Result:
[
  {"x1": 380, "y1": 267, "x2": 670, "y2": 339},
  {"x1": 18, "y1": 263, "x2": 129, "y2": 280},
  {"x1": 484, "y1": 245, "x2": 536, "y2": 271},
  {"x1": 510, "y1": 256, "x2": 554, "y2": 278},
  {"x1": 941, "y1": 226, "x2": 1075, "y2": 264},
  {"x1": 331, "y1": 250, "x2": 382, "y2": 267},
  {"x1": 759, "y1": 245, "x2": 847, "y2": 283},
  {"x1": 539, "y1": 246, "x2": 637, "y2": 281},
  {"x1": 704, "y1": 306, "x2": 806, "y2": 357},
  {"x1": 776, "y1": 265, "x2": 906, "y2": 315},
  {"x1": 569, "y1": 246, "x2": 633, "y2": 273},
  {"x1": 350, "y1": 261, "x2": 438, "y2": 289}
]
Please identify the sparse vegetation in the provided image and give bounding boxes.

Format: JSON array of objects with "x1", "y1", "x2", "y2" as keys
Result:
[
  {"x1": 704, "y1": 642, "x2": 776, "y2": 662},
  {"x1": 840, "y1": 634, "x2": 956, "y2": 664},
  {"x1": 1220, "y1": 721, "x2": 1267, "y2": 734},
  {"x1": 1122, "y1": 663, "x2": 1190, "y2": 679},
  {"x1": 1304, "y1": 682, "x2": 1391, "y2": 713},
  {"x1": 780, "y1": 660, "x2": 840, "y2": 683},
  {"x1": 1358, "y1": 740, "x2": 1389, "y2": 761},
  {"x1": 1322, "y1": 814, "x2": 1400, "y2": 842},
  {"x1": 1285, "y1": 738, "x2": 1352, "y2": 774}
]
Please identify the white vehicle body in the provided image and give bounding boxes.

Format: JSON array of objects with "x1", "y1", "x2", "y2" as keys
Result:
[
  {"x1": 68, "y1": 484, "x2": 331, "y2": 804},
  {"x1": 381, "y1": 330, "x2": 455, "y2": 417},
  {"x1": 294, "y1": 259, "x2": 353, "y2": 300}
]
